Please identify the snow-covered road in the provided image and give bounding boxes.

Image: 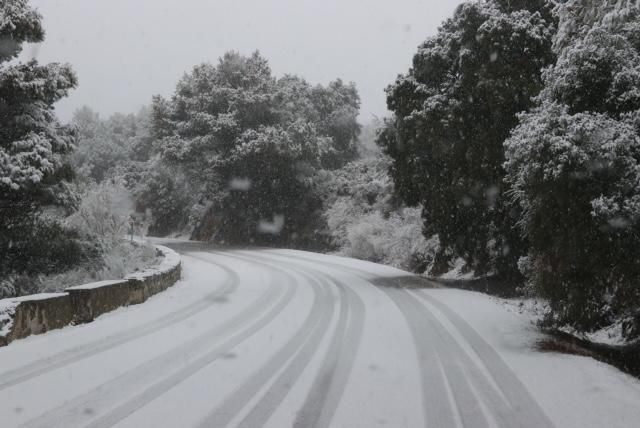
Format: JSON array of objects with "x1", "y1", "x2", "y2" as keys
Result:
[{"x1": 1, "y1": 244, "x2": 640, "y2": 428}]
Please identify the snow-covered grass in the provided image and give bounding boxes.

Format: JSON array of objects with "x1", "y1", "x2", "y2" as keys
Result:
[
  {"x1": 36, "y1": 241, "x2": 159, "y2": 293},
  {"x1": 582, "y1": 320, "x2": 630, "y2": 346},
  {"x1": 27, "y1": 180, "x2": 161, "y2": 294},
  {"x1": 64, "y1": 245, "x2": 180, "y2": 291},
  {"x1": 499, "y1": 296, "x2": 634, "y2": 347},
  {"x1": 0, "y1": 240, "x2": 160, "y2": 298},
  {"x1": 439, "y1": 257, "x2": 475, "y2": 280},
  {"x1": 555, "y1": 319, "x2": 635, "y2": 347},
  {"x1": 126, "y1": 245, "x2": 181, "y2": 281}
]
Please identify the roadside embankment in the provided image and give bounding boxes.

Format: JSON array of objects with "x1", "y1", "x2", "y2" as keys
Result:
[{"x1": 0, "y1": 245, "x2": 181, "y2": 347}]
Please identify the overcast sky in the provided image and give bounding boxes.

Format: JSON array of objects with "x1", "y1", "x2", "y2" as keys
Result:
[{"x1": 24, "y1": 0, "x2": 461, "y2": 123}]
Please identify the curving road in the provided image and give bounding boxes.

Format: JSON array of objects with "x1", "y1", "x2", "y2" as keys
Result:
[{"x1": 1, "y1": 243, "x2": 639, "y2": 427}]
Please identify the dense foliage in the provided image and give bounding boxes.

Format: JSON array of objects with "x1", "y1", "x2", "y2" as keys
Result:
[
  {"x1": 378, "y1": 0, "x2": 556, "y2": 278},
  {"x1": 72, "y1": 106, "x2": 154, "y2": 183},
  {"x1": 505, "y1": 1, "x2": 640, "y2": 338},
  {"x1": 149, "y1": 52, "x2": 361, "y2": 246},
  {"x1": 319, "y1": 155, "x2": 439, "y2": 272}
]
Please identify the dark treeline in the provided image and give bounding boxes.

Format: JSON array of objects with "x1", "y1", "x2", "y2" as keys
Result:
[{"x1": 381, "y1": 0, "x2": 640, "y2": 340}]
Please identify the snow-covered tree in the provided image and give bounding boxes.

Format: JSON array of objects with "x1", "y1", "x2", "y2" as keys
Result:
[
  {"x1": 0, "y1": 0, "x2": 83, "y2": 282},
  {"x1": 553, "y1": 0, "x2": 640, "y2": 50},
  {"x1": 150, "y1": 51, "x2": 360, "y2": 245},
  {"x1": 71, "y1": 107, "x2": 153, "y2": 183},
  {"x1": 0, "y1": 0, "x2": 77, "y2": 196},
  {"x1": 505, "y1": 0, "x2": 640, "y2": 337},
  {"x1": 132, "y1": 159, "x2": 193, "y2": 236},
  {"x1": 379, "y1": 0, "x2": 556, "y2": 278}
]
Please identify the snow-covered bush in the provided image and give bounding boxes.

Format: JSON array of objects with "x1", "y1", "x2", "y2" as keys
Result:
[
  {"x1": 68, "y1": 180, "x2": 135, "y2": 247},
  {"x1": 0, "y1": 214, "x2": 101, "y2": 296},
  {"x1": 319, "y1": 156, "x2": 394, "y2": 244},
  {"x1": 321, "y1": 156, "x2": 439, "y2": 273},
  {"x1": 344, "y1": 209, "x2": 439, "y2": 273}
]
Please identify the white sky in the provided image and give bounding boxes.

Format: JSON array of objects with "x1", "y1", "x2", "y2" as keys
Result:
[{"x1": 24, "y1": 0, "x2": 461, "y2": 123}]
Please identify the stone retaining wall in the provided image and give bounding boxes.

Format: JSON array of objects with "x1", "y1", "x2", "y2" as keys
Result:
[
  {"x1": 0, "y1": 245, "x2": 181, "y2": 347},
  {"x1": 0, "y1": 293, "x2": 74, "y2": 347}
]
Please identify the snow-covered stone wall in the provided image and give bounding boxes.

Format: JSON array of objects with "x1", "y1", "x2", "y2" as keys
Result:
[{"x1": 0, "y1": 245, "x2": 181, "y2": 347}]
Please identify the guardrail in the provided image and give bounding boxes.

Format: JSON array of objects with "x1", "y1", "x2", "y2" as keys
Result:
[{"x1": 0, "y1": 245, "x2": 181, "y2": 347}]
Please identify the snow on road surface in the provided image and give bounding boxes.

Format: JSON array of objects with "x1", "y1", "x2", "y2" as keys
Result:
[{"x1": 1, "y1": 243, "x2": 639, "y2": 428}]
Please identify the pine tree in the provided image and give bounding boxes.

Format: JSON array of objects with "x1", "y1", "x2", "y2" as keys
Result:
[
  {"x1": 1, "y1": 0, "x2": 83, "y2": 281},
  {"x1": 0, "y1": 0, "x2": 77, "y2": 196}
]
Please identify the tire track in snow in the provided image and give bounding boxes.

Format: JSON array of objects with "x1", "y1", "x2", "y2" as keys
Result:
[
  {"x1": 288, "y1": 256, "x2": 488, "y2": 427},
  {"x1": 77, "y1": 251, "x2": 311, "y2": 428},
  {"x1": 19, "y1": 254, "x2": 294, "y2": 428},
  {"x1": 250, "y1": 251, "x2": 366, "y2": 428},
  {"x1": 391, "y1": 287, "x2": 515, "y2": 428},
  {"x1": 292, "y1": 283, "x2": 364, "y2": 428},
  {"x1": 232, "y1": 283, "x2": 333, "y2": 428},
  {"x1": 382, "y1": 287, "x2": 463, "y2": 427},
  {"x1": 277, "y1": 252, "x2": 554, "y2": 428},
  {"x1": 413, "y1": 290, "x2": 555, "y2": 428},
  {"x1": 195, "y1": 252, "x2": 332, "y2": 428},
  {"x1": 230, "y1": 250, "x2": 366, "y2": 428},
  {"x1": 0, "y1": 255, "x2": 239, "y2": 392}
]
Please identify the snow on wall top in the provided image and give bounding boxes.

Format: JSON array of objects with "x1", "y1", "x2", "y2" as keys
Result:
[
  {"x1": 125, "y1": 245, "x2": 181, "y2": 281},
  {"x1": 4, "y1": 292, "x2": 69, "y2": 302},
  {"x1": 66, "y1": 280, "x2": 128, "y2": 291}
]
